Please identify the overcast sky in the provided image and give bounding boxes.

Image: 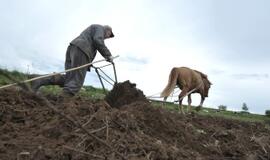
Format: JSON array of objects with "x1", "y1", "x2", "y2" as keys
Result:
[{"x1": 0, "y1": 0, "x2": 269, "y2": 114}]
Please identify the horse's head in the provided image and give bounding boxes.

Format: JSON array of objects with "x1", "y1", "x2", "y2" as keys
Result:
[{"x1": 203, "y1": 78, "x2": 212, "y2": 97}]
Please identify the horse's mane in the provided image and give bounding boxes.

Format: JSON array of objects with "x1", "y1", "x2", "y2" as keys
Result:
[
  {"x1": 194, "y1": 70, "x2": 207, "y2": 79},
  {"x1": 194, "y1": 69, "x2": 212, "y2": 86}
]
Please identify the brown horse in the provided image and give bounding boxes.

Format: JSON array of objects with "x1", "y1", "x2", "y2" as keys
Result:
[{"x1": 160, "y1": 67, "x2": 212, "y2": 114}]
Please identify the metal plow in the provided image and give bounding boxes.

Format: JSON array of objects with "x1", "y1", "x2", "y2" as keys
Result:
[{"x1": 91, "y1": 61, "x2": 118, "y2": 94}]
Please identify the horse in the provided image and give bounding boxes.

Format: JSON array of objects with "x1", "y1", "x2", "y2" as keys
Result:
[{"x1": 160, "y1": 67, "x2": 212, "y2": 114}]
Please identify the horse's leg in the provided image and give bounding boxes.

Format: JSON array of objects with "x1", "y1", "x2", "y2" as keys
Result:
[
  {"x1": 162, "y1": 97, "x2": 168, "y2": 108},
  {"x1": 199, "y1": 95, "x2": 205, "y2": 107},
  {"x1": 178, "y1": 88, "x2": 189, "y2": 114},
  {"x1": 196, "y1": 94, "x2": 205, "y2": 111},
  {"x1": 178, "y1": 97, "x2": 184, "y2": 114},
  {"x1": 187, "y1": 94, "x2": 192, "y2": 113}
]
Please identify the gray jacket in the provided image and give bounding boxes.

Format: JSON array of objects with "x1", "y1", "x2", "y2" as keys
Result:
[{"x1": 70, "y1": 24, "x2": 112, "y2": 62}]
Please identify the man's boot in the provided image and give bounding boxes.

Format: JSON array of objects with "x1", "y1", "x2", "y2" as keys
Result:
[{"x1": 29, "y1": 74, "x2": 65, "y2": 92}]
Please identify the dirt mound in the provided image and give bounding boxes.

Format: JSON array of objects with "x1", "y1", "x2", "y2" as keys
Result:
[
  {"x1": 0, "y1": 85, "x2": 270, "y2": 160},
  {"x1": 105, "y1": 80, "x2": 148, "y2": 108}
]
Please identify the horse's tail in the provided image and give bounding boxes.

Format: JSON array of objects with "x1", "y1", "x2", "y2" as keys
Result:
[{"x1": 161, "y1": 68, "x2": 178, "y2": 98}]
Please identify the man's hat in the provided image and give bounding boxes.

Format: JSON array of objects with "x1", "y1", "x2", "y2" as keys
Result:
[{"x1": 104, "y1": 25, "x2": 114, "y2": 38}]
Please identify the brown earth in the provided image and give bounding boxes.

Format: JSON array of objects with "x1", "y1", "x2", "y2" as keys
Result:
[{"x1": 0, "y1": 80, "x2": 269, "y2": 160}]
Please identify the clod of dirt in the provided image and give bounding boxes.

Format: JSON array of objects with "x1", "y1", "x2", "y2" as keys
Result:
[{"x1": 105, "y1": 80, "x2": 148, "y2": 108}]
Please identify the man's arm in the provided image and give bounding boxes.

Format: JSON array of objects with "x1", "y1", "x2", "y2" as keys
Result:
[{"x1": 92, "y1": 27, "x2": 112, "y2": 60}]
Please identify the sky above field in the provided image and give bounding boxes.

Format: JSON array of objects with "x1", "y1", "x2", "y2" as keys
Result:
[{"x1": 0, "y1": 0, "x2": 269, "y2": 114}]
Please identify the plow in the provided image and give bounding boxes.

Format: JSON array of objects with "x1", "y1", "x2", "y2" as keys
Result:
[{"x1": 91, "y1": 61, "x2": 118, "y2": 93}]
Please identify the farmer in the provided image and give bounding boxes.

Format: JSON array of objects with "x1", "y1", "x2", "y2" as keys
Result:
[{"x1": 31, "y1": 24, "x2": 114, "y2": 97}]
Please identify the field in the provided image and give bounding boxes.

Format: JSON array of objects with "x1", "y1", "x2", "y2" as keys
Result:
[
  {"x1": 151, "y1": 102, "x2": 269, "y2": 123},
  {"x1": 0, "y1": 69, "x2": 270, "y2": 159}
]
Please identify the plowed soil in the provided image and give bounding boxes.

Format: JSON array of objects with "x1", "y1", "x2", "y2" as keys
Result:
[{"x1": 0, "y1": 80, "x2": 269, "y2": 160}]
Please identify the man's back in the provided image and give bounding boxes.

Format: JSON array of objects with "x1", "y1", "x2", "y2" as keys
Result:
[{"x1": 70, "y1": 24, "x2": 111, "y2": 62}]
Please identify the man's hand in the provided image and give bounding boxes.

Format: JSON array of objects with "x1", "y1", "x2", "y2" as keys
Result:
[{"x1": 106, "y1": 56, "x2": 113, "y2": 63}]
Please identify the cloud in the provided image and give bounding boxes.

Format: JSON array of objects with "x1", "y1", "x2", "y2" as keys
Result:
[
  {"x1": 209, "y1": 69, "x2": 226, "y2": 75},
  {"x1": 231, "y1": 73, "x2": 269, "y2": 80},
  {"x1": 120, "y1": 56, "x2": 148, "y2": 65}
]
